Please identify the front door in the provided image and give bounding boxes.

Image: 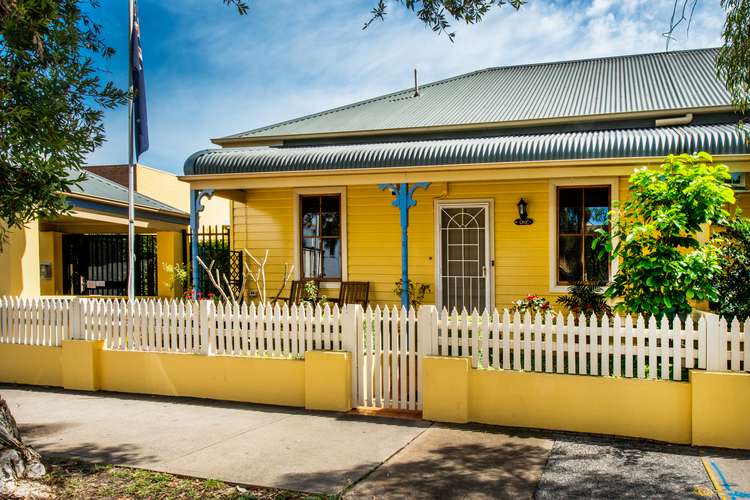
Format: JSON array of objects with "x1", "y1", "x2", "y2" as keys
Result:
[{"x1": 437, "y1": 202, "x2": 492, "y2": 312}]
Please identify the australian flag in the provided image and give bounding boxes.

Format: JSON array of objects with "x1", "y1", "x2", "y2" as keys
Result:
[{"x1": 131, "y1": 0, "x2": 149, "y2": 158}]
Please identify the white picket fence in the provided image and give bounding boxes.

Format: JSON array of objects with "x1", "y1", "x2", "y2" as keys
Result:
[
  {"x1": 80, "y1": 298, "x2": 345, "y2": 356},
  {"x1": 0, "y1": 297, "x2": 71, "y2": 346},
  {"x1": 2, "y1": 297, "x2": 750, "y2": 411}
]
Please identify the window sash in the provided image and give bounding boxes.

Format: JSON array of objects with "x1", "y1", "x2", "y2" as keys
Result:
[
  {"x1": 556, "y1": 186, "x2": 611, "y2": 285},
  {"x1": 300, "y1": 195, "x2": 342, "y2": 281}
]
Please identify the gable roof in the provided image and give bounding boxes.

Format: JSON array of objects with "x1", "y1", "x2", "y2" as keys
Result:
[
  {"x1": 216, "y1": 48, "x2": 730, "y2": 144},
  {"x1": 67, "y1": 170, "x2": 188, "y2": 217}
]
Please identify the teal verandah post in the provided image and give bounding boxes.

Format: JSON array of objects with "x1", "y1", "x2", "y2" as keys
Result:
[
  {"x1": 379, "y1": 182, "x2": 430, "y2": 309},
  {"x1": 190, "y1": 189, "x2": 214, "y2": 296}
]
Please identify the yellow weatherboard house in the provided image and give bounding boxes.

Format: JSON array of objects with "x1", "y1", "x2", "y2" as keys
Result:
[{"x1": 181, "y1": 48, "x2": 750, "y2": 310}]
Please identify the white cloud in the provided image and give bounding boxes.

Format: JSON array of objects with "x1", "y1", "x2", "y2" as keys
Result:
[
  {"x1": 87, "y1": 0, "x2": 726, "y2": 173},
  {"x1": 586, "y1": 0, "x2": 615, "y2": 17}
]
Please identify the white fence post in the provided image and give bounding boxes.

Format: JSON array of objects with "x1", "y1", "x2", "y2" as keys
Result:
[
  {"x1": 418, "y1": 305, "x2": 436, "y2": 356},
  {"x1": 68, "y1": 297, "x2": 81, "y2": 340},
  {"x1": 199, "y1": 300, "x2": 212, "y2": 355},
  {"x1": 342, "y1": 304, "x2": 360, "y2": 407},
  {"x1": 705, "y1": 312, "x2": 724, "y2": 372}
]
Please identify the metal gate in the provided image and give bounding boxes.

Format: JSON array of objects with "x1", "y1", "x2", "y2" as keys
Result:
[
  {"x1": 183, "y1": 225, "x2": 243, "y2": 298},
  {"x1": 354, "y1": 306, "x2": 430, "y2": 411},
  {"x1": 62, "y1": 234, "x2": 157, "y2": 296}
]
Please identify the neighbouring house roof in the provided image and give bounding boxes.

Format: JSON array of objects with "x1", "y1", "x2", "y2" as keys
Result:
[
  {"x1": 185, "y1": 123, "x2": 749, "y2": 175},
  {"x1": 66, "y1": 170, "x2": 189, "y2": 223},
  {"x1": 215, "y1": 48, "x2": 731, "y2": 144}
]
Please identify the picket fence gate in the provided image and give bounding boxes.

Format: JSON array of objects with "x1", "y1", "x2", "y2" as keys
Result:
[{"x1": 2, "y1": 297, "x2": 749, "y2": 412}]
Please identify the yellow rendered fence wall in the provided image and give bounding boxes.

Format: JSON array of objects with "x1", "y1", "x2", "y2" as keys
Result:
[
  {"x1": 422, "y1": 356, "x2": 691, "y2": 444},
  {"x1": 99, "y1": 350, "x2": 306, "y2": 407},
  {"x1": 0, "y1": 344, "x2": 62, "y2": 387},
  {"x1": 0, "y1": 342, "x2": 351, "y2": 412},
  {"x1": 691, "y1": 371, "x2": 750, "y2": 449}
]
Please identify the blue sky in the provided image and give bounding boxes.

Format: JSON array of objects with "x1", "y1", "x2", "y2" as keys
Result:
[{"x1": 87, "y1": 0, "x2": 726, "y2": 174}]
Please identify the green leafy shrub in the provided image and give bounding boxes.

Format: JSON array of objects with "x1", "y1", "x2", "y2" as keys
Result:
[
  {"x1": 596, "y1": 152, "x2": 735, "y2": 318},
  {"x1": 556, "y1": 281, "x2": 612, "y2": 318},
  {"x1": 712, "y1": 214, "x2": 750, "y2": 320},
  {"x1": 301, "y1": 280, "x2": 328, "y2": 306},
  {"x1": 393, "y1": 279, "x2": 431, "y2": 308}
]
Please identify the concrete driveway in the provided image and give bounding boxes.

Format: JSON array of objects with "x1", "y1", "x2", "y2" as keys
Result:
[{"x1": 3, "y1": 385, "x2": 747, "y2": 498}]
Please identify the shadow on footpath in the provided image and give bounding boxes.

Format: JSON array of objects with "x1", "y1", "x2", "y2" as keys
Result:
[{"x1": 284, "y1": 424, "x2": 551, "y2": 498}]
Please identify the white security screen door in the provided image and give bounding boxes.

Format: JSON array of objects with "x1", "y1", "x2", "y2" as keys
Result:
[{"x1": 437, "y1": 202, "x2": 492, "y2": 312}]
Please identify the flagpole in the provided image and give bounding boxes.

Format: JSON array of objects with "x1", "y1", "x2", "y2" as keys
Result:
[{"x1": 127, "y1": 0, "x2": 135, "y2": 301}]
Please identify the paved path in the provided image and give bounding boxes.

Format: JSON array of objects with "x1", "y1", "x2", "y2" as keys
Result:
[
  {"x1": 4, "y1": 385, "x2": 749, "y2": 498},
  {"x1": 2, "y1": 386, "x2": 429, "y2": 494}
]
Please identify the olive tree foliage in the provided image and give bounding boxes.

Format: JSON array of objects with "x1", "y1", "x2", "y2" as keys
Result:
[
  {"x1": 595, "y1": 153, "x2": 735, "y2": 318},
  {"x1": 0, "y1": 0, "x2": 127, "y2": 248},
  {"x1": 365, "y1": 0, "x2": 525, "y2": 40},
  {"x1": 712, "y1": 214, "x2": 750, "y2": 321}
]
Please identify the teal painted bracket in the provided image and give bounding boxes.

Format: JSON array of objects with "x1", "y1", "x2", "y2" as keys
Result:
[
  {"x1": 190, "y1": 189, "x2": 215, "y2": 295},
  {"x1": 379, "y1": 182, "x2": 431, "y2": 309}
]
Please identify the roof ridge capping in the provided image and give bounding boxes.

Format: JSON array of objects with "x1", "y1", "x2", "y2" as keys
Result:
[{"x1": 213, "y1": 47, "x2": 724, "y2": 144}]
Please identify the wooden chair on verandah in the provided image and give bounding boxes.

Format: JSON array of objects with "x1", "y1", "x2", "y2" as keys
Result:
[
  {"x1": 335, "y1": 281, "x2": 370, "y2": 308},
  {"x1": 283, "y1": 280, "x2": 318, "y2": 305}
]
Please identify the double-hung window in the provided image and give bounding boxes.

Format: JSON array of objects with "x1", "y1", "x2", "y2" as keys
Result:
[
  {"x1": 300, "y1": 195, "x2": 342, "y2": 280},
  {"x1": 557, "y1": 186, "x2": 610, "y2": 285}
]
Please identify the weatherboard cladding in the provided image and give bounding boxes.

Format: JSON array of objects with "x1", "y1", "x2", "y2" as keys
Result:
[
  {"x1": 184, "y1": 123, "x2": 748, "y2": 175},
  {"x1": 221, "y1": 48, "x2": 729, "y2": 141}
]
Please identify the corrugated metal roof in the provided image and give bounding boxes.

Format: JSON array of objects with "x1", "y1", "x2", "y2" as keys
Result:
[
  {"x1": 69, "y1": 170, "x2": 189, "y2": 216},
  {"x1": 219, "y1": 48, "x2": 730, "y2": 142},
  {"x1": 185, "y1": 123, "x2": 749, "y2": 175}
]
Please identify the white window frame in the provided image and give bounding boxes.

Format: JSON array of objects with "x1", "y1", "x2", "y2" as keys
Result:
[
  {"x1": 293, "y1": 187, "x2": 348, "y2": 288},
  {"x1": 548, "y1": 178, "x2": 619, "y2": 293},
  {"x1": 434, "y1": 199, "x2": 495, "y2": 311}
]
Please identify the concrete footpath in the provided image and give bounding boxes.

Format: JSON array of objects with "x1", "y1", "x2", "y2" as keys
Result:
[{"x1": 3, "y1": 385, "x2": 749, "y2": 498}]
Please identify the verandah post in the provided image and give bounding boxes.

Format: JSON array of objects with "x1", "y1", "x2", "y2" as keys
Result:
[
  {"x1": 378, "y1": 182, "x2": 431, "y2": 310},
  {"x1": 189, "y1": 188, "x2": 215, "y2": 296}
]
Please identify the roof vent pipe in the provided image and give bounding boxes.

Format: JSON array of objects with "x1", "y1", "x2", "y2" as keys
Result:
[
  {"x1": 414, "y1": 68, "x2": 420, "y2": 97},
  {"x1": 655, "y1": 113, "x2": 693, "y2": 127}
]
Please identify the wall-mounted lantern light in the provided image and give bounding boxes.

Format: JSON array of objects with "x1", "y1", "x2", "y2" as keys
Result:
[{"x1": 514, "y1": 197, "x2": 533, "y2": 225}]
